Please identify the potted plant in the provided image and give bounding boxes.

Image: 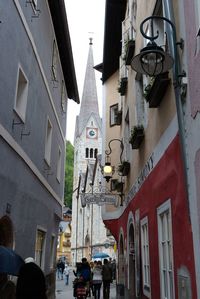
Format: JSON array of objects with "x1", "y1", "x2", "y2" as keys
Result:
[
  {"x1": 118, "y1": 161, "x2": 130, "y2": 176},
  {"x1": 112, "y1": 180, "x2": 124, "y2": 192},
  {"x1": 143, "y1": 72, "x2": 170, "y2": 108},
  {"x1": 124, "y1": 39, "x2": 135, "y2": 65},
  {"x1": 129, "y1": 125, "x2": 144, "y2": 149},
  {"x1": 118, "y1": 77, "x2": 128, "y2": 96}
]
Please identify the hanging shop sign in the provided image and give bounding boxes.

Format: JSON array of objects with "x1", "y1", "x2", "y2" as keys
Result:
[{"x1": 81, "y1": 193, "x2": 117, "y2": 207}]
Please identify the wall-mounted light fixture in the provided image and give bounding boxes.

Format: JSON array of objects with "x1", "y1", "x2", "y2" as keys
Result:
[
  {"x1": 103, "y1": 138, "x2": 124, "y2": 182},
  {"x1": 131, "y1": 15, "x2": 183, "y2": 79},
  {"x1": 102, "y1": 139, "x2": 126, "y2": 206}
]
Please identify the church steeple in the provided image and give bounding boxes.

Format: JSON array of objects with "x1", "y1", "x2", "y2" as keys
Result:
[{"x1": 76, "y1": 39, "x2": 101, "y2": 136}]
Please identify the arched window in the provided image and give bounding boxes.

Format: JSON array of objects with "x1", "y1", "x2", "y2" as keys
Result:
[
  {"x1": 86, "y1": 148, "x2": 89, "y2": 158},
  {"x1": 94, "y1": 149, "x2": 98, "y2": 158},
  {"x1": 90, "y1": 148, "x2": 93, "y2": 158}
]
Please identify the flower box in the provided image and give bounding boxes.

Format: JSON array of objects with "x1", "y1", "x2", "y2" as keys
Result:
[
  {"x1": 129, "y1": 125, "x2": 144, "y2": 149},
  {"x1": 118, "y1": 77, "x2": 128, "y2": 96},
  {"x1": 125, "y1": 40, "x2": 135, "y2": 65},
  {"x1": 144, "y1": 72, "x2": 170, "y2": 108},
  {"x1": 118, "y1": 161, "x2": 130, "y2": 176},
  {"x1": 112, "y1": 180, "x2": 124, "y2": 192}
]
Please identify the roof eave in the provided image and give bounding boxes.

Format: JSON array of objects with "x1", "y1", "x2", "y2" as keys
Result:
[
  {"x1": 102, "y1": 0, "x2": 127, "y2": 83},
  {"x1": 48, "y1": 0, "x2": 80, "y2": 103}
]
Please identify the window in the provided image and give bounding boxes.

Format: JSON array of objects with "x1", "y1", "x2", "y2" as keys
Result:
[
  {"x1": 135, "y1": 78, "x2": 148, "y2": 128},
  {"x1": 56, "y1": 147, "x2": 62, "y2": 182},
  {"x1": 50, "y1": 235, "x2": 55, "y2": 269},
  {"x1": 45, "y1": 117, "x2": 52, "y2": 165},
  {"x1": 195, "y1": 0, "x2": 200, "y2": 30},
  {"x1": 52, "y1": 40, "x2": 58, "y2": 81},
  {"x1": 35, "y1": 229, "x2": 46, "y2": 268},
  {"x1": 94, "y1": 149, "x2": 98, "y2": 158},
  {"x1": 110, "y1": 104, "x2": 119, "y2": 126},
  {"x1": 124, "y1": 109, "x2": 130, "y2": 161},
  {"x1": 85, "y1": 148, "x2": 89, "y2": 158},
  {"x1": 14, "y1": 66, "x2": 29, "y2": 122},
  {"x1": 32, "y1": 0, "x2": 37, "y2": 8},
  {"x1": 141, "y1": 217, "x2": 151, "y2": 297},
  {"x1": 157, "y1": 200, "x2": 174, "y2": 299},
  {"x1": 61, "y1": 80, "x2": 67, "y2": 113},
  {"x1": 90, "y1": 148, "x2": 93, "y2": 158}
]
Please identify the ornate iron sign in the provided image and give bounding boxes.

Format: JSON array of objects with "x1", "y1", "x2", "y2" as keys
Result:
[{"x1": 81, "y1": 193, "x2": 117, "y2": 207}]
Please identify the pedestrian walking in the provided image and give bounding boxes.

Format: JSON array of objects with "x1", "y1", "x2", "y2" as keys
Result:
[
  {"x1": 92, "y1": 260, "x2": 102, "y2": 299},
  {"x1": 64, "y1": 264, "x2": 69, "y2": 285},
  {"x1": 111, "y1": 259, "x2": 116, "y2": 280},
  {"x1": 16, "y1": 262, "x2": 47, "y2": 299},
  {"x1": 102, "y1": 259, "x2": 112, "y2": 299},
  {"x1": 60, "y1": 260, "x2": 65, "y2": 280}
]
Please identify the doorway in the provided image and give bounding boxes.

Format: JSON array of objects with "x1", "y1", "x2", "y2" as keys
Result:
[
  {"x1": 0, "y1": 215, "x2": 14, "y2": 247},
  {"x1": 128, "y1": 223, "x2": 136, "y2": 297}
]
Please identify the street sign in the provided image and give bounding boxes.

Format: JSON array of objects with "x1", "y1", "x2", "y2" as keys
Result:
[{"x1": 81, "y1": 193, "x2": 117, "y2": 207}]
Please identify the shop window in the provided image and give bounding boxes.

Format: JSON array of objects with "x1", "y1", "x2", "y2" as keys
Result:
[
  {"x1": 141, "y1": 216, "x2": 151, "y2": 298},
  {"x1": 157, "y1": 199, "x2": 175, "y2": 299}
]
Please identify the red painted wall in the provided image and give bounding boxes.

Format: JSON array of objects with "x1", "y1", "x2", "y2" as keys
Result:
[{"x1": 104, "y1": 135, "x2": 197, "y2": 298}]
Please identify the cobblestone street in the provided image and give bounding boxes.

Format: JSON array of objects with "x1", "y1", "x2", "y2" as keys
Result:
[{"x1": 56, "y1": 271, "x2": 116, "y2": 299}]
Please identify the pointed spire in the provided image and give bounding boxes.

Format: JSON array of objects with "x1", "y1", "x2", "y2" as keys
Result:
[{"x1": 78, "y1": 39, "x2": 100, "y2": 135}]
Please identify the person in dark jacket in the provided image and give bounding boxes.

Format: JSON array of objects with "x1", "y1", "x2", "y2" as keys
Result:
[
  {"x1": 0, "y1": 273, "x2": 15, "y2": 299},
  {"x1": 16, "y1": 262, "x2": 47, "y2": 299},
  {"x1": 102, "y1": 259, "x2": 112, "y2": 299}
]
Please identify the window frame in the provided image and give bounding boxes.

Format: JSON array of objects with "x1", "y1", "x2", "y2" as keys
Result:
[
  {"x1": 52, "y1": 40, "x2": 58, "y2": 81},
  {"x1": 44, "y1": 117, "x2": 53, "y2": 166},
  {"x1": 56, "y1": 146, "x2": 62, "y2": 183},
  {"x1": 50, "y1": 234, "x2": 55, "y2": 269},
  {"x1": 157, "y1": 199, "x2": 175, "y2": 299},
  {"x1": 140, "y1": 216, "x2": 151, "y2": 298},
  {"x1": 35, "y1": 228, "x2": 46, "y2": 269},
  {"x1": 14, "y1": 65, "x2": 29, "y2": 123},
  {"x1": 61, "y1": 80, "x2": 67, "y2": 113},
  {"x1": 110, "y1": 104, "x2": 119, "y2": 127}
]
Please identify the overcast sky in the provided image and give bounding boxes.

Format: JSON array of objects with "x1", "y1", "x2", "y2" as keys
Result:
[{"x1": 64, "y1": 0, "x2": 106, "y2": 144}]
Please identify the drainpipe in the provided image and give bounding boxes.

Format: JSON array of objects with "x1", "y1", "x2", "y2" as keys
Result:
[{"x1": 163, "y1": 1, "x2": 190, "y2": 220}]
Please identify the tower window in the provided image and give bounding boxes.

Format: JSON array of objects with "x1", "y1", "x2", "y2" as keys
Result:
[
  {"x1": 90, "y1": 148, "x2": 93, "y2": 158},
  {"x1": 86, "y1": 148, "x2": 89, "y2": 158},
  {"x1": 94, "y1": 149, "x2": 98, "y2": 158}
]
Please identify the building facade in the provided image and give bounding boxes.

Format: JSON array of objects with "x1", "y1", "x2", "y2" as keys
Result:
[
  {"x1": 0, "y1": 0, "x2": 79, "y2": 297},
  {"x1": 100, "y1": 0, "x2": 198, "y2": 298},
  {"x1": 71, "y1": 40, "x2": 115, "y2": 265},
  {"x1": 181, "y1": 0, "x2": 200, "y2": 297}
]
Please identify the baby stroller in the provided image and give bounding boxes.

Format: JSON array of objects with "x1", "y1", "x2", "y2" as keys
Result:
[{"x1": 73, "y1": 277, "x2": 88, "y2": 299}]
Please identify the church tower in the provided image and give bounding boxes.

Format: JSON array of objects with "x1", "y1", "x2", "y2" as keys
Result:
[{"x1": 71, "y1": 40, "x2": 110, "y2": 264}]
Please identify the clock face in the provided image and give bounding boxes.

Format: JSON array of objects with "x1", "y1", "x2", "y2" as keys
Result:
[{"x1": 86, "y1": 127, "x2": 98, "y2": 139}]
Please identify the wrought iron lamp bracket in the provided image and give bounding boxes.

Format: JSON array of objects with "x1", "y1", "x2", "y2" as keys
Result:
[{"x1": 105, "y1": 138, "x2": 124, "y2": 164}]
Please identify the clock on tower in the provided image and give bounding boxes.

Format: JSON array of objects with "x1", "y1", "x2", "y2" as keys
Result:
[{"x1": 86, "y1": 127, "x2": 98, "y2": 139}]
